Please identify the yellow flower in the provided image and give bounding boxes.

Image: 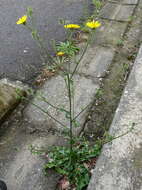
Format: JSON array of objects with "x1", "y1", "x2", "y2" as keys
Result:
[
  {"x1": 86, "y1": 21, "x2": 101, "y2": 29},
  {"x1": 16, "y1": 15, "x2": 27, "y2": 25},
  {"x1": 64, "y1": 24, "x2": 80, "y2": 29},
  {"x1": 56, "y1": 51, "x2": 65, "y2": 56}
]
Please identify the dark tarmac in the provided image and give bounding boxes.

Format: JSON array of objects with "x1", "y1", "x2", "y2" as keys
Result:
[{"x1": 0, "y1": 0, "x2": 91, "y2": 83}]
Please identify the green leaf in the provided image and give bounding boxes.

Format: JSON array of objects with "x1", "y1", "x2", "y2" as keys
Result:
[
  {"x1": 73, "y1": 120, "x2": 80, "y2": 128},
  {"x1": 56, "y1": 41, "x2": 79, "y2": 57},
  {"x1": 56, "y1": 167, "x2": 67, "y2": 175},
  {"x1": 45, "y1": 162, "x2": 56, "y2": 169}
]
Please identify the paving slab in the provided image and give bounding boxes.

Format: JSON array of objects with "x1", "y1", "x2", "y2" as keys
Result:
[
  {"x1": 77, "y1": 46, "x2": 115, "y2": 78},
  {"x1": 0, "y1": 79, "x2": 26, "y2": 121},
  {"x1": 100, "y1": 3, "x2": 136, "y2": 21},
  {"x1": 24, "y1": 75, "x2": 99, "y2": 134},
  {"x1": 0, "y1": 126, "x2": 64, "y2": 190},
  {"x1": 87, "y1": 45, "x2": 142, "y2": 190},
  {"x1": 94, "y1": 20, "x2": 127, "y2": 45}
]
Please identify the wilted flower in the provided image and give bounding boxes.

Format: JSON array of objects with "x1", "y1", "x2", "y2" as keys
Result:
[
  {"x1": 16, "y1": 15, "x2": 27, "y2": 25},
  {"x1": 86, "y1": 20, "x2": 101, "y2": 29},
  {"x1": 64, "y1": 24, "x2": 80, "y2": 29}
]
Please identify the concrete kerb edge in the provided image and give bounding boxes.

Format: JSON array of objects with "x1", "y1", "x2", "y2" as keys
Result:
[
  {"x1": 0, "y1": 78, "x2": 29, "y2": 122},
  {"x1": 0, "y1": 78, "x2": 29, "y2": 91}
]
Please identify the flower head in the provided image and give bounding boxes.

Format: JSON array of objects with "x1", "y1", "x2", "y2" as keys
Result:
[
  {"x1": 64, "y1": 24, "x2": 80, "y2": 29},
  {"x1": 16, "y1": 15, "x2": 27, "y2": 25},
  {"x1": 56, "y1": 51, "x2": 65, "y2": 56},
  {"x1": 86, "y1": 21, "x2": 101, "y2": 29}
]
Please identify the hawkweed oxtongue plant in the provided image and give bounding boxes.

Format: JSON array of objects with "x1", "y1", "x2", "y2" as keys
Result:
[{"x1": 16, "y1": 9, "x2": 101, "y2": 189}]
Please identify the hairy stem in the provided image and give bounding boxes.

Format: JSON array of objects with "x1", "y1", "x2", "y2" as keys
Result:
[
  {"x1": 20, "y1": 96, "x2": 66, "y2": 128},
  {"x1": 71, "y1": 32, "x2": 92, "y2": 78},
  {"x1": 72, "y1": 102, "x2": 92, "y2": 122},
  {"x1": 38, "y1": 95, "x2": 68, "y2": 112},
  {"x1": 67, "y1": 74, "x2": 73, "y2": 164},
  {"x1": 25, "y1": 25, "x2": 53, "y2": 64}
]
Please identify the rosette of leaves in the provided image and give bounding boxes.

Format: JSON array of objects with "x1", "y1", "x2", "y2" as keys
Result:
[
  {"x1": 44, "y1": 140, "x2": 101, "y2": 190},
  {"x1": 56, "y1": 41, "x2": 79, "y2": 57}
]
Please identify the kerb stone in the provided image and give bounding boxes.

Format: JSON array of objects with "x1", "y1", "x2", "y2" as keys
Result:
[{"x1": 0, "y1": 79, "x2": 26, "y2": 121}]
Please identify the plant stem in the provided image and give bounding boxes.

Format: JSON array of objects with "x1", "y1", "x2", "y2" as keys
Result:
[
  {"x1": 67, "y1": 73, "x2": 73, "y2": 164},
  {"x1": 103, "y1": 126, "x2": 134, "y2": 145},
  {"x1": 71, "y1": 32, "x2": 92, "y2": 78},
  {"x1": 72, "y1": 102, "x2": 92, "y2": 122},
  {"x1": 39, "y1": 95, "x2": 68, "y2": 112},
  {"x1": 20, "y1": 96, "x2": 66, "y2": 128},
  {"x1": 25, "y1": 25, "x2": 54, "y2": 64},
  {"x1": 31, "y1": 102, "x2": 67, "y2": 128}
]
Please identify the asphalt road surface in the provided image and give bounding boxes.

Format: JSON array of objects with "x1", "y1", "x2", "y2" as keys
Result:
[{"x1": 0, "y1": 0, "x2": 91, "y2": 83}]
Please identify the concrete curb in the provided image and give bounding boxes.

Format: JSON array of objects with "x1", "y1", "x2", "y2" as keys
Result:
[
  {"x1": 87, "y1": 45, "x2": 142, "y2": 190},
  {"x1": 0, "y1": 78, "x2": 28, "y2": 122}
]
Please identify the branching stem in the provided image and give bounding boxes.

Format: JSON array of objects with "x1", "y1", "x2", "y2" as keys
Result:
[{"x1": 71, "y1": 32, "x2": 92, "y2": 79}]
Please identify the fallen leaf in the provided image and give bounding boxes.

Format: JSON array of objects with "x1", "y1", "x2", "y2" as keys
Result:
[{"x1": 58, "y1": 176, "x2": 70, "y2": 190}]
